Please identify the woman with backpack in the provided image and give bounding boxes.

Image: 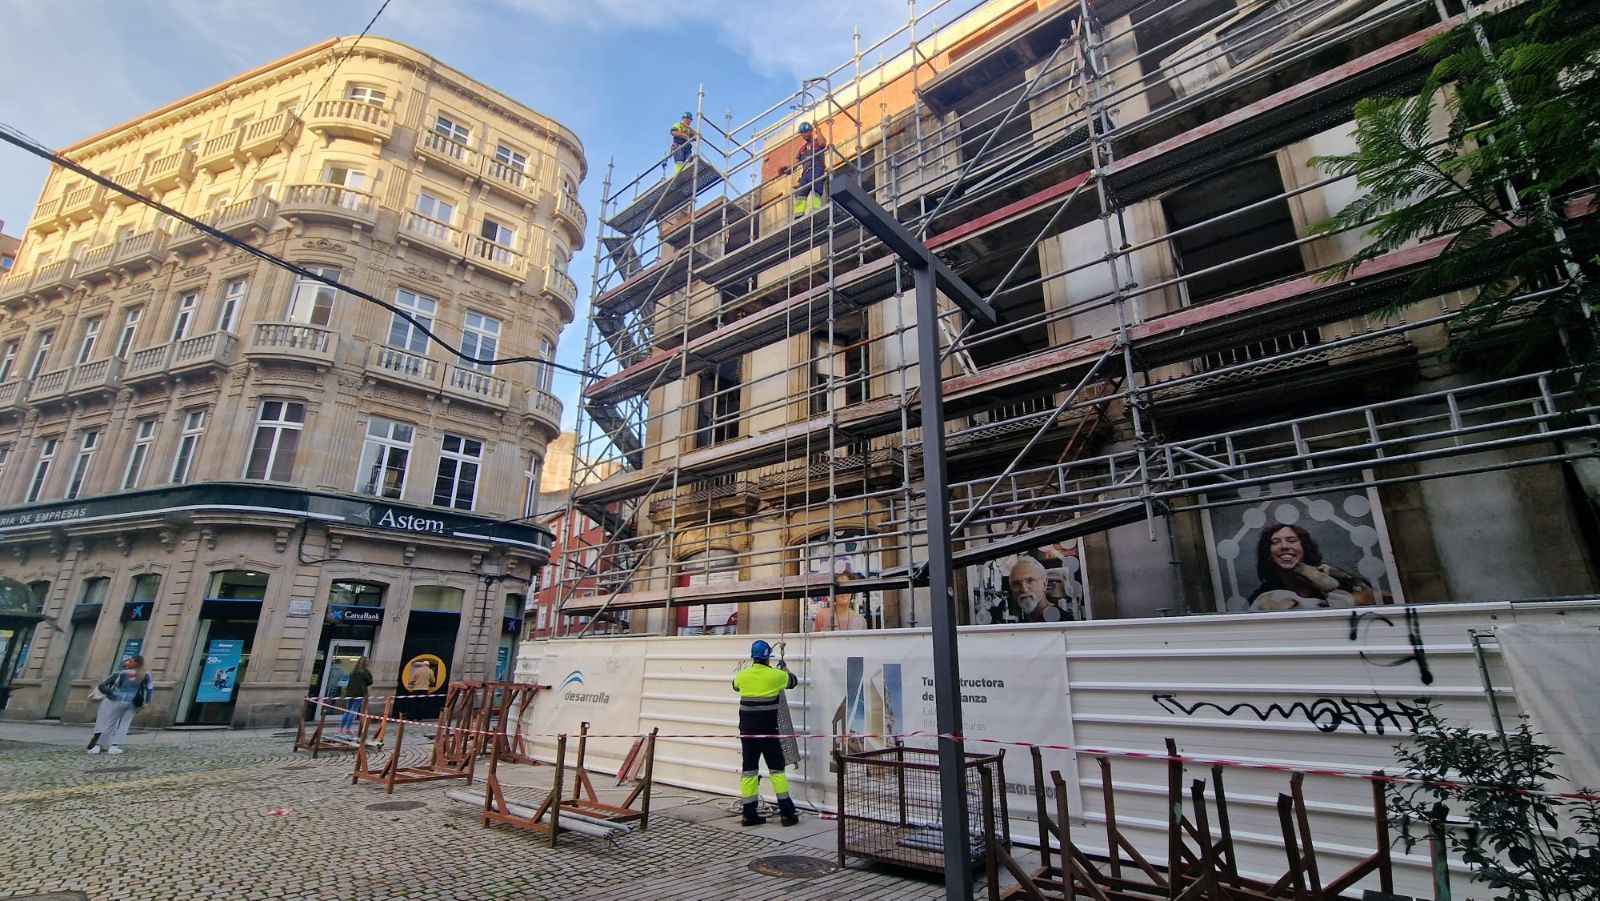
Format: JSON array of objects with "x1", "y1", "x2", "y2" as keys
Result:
[{"x1": 87, "y1": 655, "x2": 153, "y2": 755}]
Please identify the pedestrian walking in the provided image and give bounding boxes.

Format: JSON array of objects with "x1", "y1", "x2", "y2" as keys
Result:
[
  {"x1": 732, "y1": 640, "x2": 800, "y2": 826},
  {"x1": 87, "y1": 655, "x2": 152, "y2": 755},
  {"x1": 336, "y1": 656, "x2": 373, "y2": 740}
]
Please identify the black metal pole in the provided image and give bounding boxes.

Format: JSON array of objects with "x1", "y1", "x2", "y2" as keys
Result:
[{"x1": 914, "y1": 263, "x2": 975, "y2": 900}]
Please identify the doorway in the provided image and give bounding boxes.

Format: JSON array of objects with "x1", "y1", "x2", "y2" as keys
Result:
[
  {"x1": 46, "y1": 578, "x2": 109, "y2": 718},
  {"x1": 319, "y1": 639, "x2": 371, "y2": 701}
]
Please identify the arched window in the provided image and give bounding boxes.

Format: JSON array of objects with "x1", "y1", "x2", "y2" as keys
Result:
[{"x1": 677, "y1": 549, "x2": 738, "y2": 636}]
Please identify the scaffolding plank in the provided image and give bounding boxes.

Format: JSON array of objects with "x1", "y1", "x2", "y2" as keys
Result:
[
  {"x1": 591, "y1": 247, "x2": 708, "y2": 315},
  {"x1": 691, "y1": 213, "x2": 864, "y2": 286},
  {"x1": 560, "y1": 572, "x2": 837, "y2": 614},
  {"x1": 604, "y1": 158, "x2": 724, "y2": 236}
]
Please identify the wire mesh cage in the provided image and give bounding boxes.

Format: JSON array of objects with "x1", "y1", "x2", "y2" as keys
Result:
[{"x1": 835, "y1": 744, "x2": 1009, "y2": 873}]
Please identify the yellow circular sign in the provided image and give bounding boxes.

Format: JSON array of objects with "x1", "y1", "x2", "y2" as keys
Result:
[{"x1": 402, "y1": 654, "x2": 446, "y2": 693}]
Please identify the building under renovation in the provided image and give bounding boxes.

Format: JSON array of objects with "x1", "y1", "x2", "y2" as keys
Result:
[{"x1": 554, "y1": 0, "x2": 1598, "y2": 636}]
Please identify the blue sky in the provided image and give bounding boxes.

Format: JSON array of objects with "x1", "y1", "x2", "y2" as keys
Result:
[{"x1": 0, "y1": 0, "x2": 917, "y2": 429}]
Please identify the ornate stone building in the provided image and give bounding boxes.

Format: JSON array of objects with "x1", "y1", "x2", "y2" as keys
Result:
[{"x1": 0, "y1": 36, "x2": 584, "y2": 726}]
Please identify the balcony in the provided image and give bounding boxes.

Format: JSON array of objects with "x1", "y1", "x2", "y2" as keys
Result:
[
  {"x1": 142, "y1": 149, "x2": 195, "y2": 192},
  {"x1": 30, "y1": 197, "x2": 63, "y2": 233},
  {"x1": 464, "y1": 236, "x2": 527, "y2": 282},
  {"x1": 197, "y1": 130, "x2": 242, "y2": 174},
  {"x1": 279, "y1": 183, "x2": 379, "y2": 230},
  {"x1": 76, "y1": 242, "x2": 119, "y2": 281},
  {"x1": 28, "y1": 257, "x2": 79, "y2": 298},
  {"x1": 171, "y1": 196, "x2": 277, "y2": 254},
  {"x1": 60, "y1": 183, "x2": 107, "y2": 224},
  {"x1": 169, "y1": 330, "x2": 239, "y2": 374},
  {"x1": 239, "y1": 112, "x2": 297, "y2": 158},
  {"x1": 0, "y1": 270, "x2": 33, "y2": 303},
  {"x1": 481, "y1": 157, "x2": 540, "y2": 203},
  {"x1": 107, "y1": 166, "x2": 144, "y2": 207},
  {"x1": 113, "y1": 226, "x2": 170, "y2": 272},
  {"x1": 525, "y1": 387, "x2": 563, "y2": 431},
  {"x1": 66, "y1": 357, "x2": 123, "y2": 396},
  {"x1": 553, "y1": 192, "x2": 587, "y2": 245},
  {"x1": 245, "y1": 323, "x2": 339, "y2": 367},
  {"x1": 123, "y1": 345, "x2": 172, "y2": 383},
  {"x1": 0, "y1": 380, "x2": 30, "y2": 413},
  {"x1": 542, "y1": 266, "x2": 578, "y2": 314},
  {"x1": 418, "y1": 131, "x2": 477, "y2": 174},
  {"x1": 29, "y1": 366, "x2": 72, "y2": 403},
  {"x1": 401, "y1": 211, "x2": 464, "y2": 260},
  {"x1": 365, "y1": 344, "x2": 441, "y2": 390},
  {"x1": 442, "y1": 363, "x2": 509, "y2": 409},
  {"x1": 306, "y1": 99, "x2": 393, "y2": 145}
]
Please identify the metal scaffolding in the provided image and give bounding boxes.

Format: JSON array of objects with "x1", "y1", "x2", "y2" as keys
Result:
[{"x1": 555, "y1": 0, "x2": 1599, "y2": 633}]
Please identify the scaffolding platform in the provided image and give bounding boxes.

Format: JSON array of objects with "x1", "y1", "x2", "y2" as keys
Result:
[{"x1": 604, "y1": 158, "x2": 724, "y2": 236}]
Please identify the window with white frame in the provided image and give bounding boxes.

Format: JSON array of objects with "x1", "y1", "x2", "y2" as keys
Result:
[
  {"x1": 388, "y1": 289, "x2": 436, "y2": 354},
  {"x1": 0, "y1": 340, "x2": 18, "y2": 382},
  {"x1": 287, "y1": 267, "x2": 339, "y2": 326},
  {"x1": 412, "y1": 192, "x2": 456, "y2": 239},
  {"x1": 492, "y1": 144, "x2": 528, "y2": 184},
  {"x1": 26, "y1": 437, "x2": 59, "y2": 503},
  {"x1": 477, "y1": 217, "x2": 515, "y2": 264},
  {"x1": 170, "y1": 410, "x2": 206, "y2": 484},
  {"x1": 433, "y1": 114, "x2": 470, "y2": 146},
  {"x1": 459, "y1": 312, "x2": 500, "y2": 372},
  {"x1": 346, "y1": 84, "x2": 386, "y2": 106},
  {"x1": 26, "y1": 331, "x2": 53, "y2": 380},
  {"x1": 356, "y1": 417, "x2": 414, "y2": 499},
  {"x1": 216, "y1": 278, "x2": 248, "y2": 332},
  {"x1": 535, "y1": 338, "x2": 556, "y2": 393},
  {"x1": 522, "y1": 454, "x2": 543, "y2": 518},
  {"x1": 433, "y1": 433, "x2": 482, "y2": 510},
  {"x1": 0, "y1": 444, "x2": 10, "y2": 486},
  {"x1": 171, "y1": 291, "x2": 198, "y2": 341},
  {"x1": 64, "y1": 430, "x2": 100, "y2": 500},
  {"x1": 122, "y1": 418, "x2": 157, "y2": 490},
  {"x1": 75, "y1": 317, "x2": 102, "y2": 365},
  {"x1": 113, "y1": 306, "x2": 142, "y2": 359},
  {"x1": 244, "y1": 400, "x2": 306, "y2": 481}
]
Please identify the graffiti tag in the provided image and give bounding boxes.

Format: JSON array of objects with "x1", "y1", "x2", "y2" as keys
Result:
[
  {"x1": 1152, "y1": 692, "x2": 1426, "y2": 736},
  {"x1": 1348, "y1": 606, "x2": 1435, "y2": 685}
]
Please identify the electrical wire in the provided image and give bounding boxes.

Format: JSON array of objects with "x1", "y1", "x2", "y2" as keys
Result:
[{"x1": 0, "y1": 124, "x2": 596, "y2": 379}]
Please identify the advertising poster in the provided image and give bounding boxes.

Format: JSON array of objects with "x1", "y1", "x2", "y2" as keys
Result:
[
  {"x1": 1203, "y1": 474, "x2": 1403, "y2": 613},
  {"x1": 120, "y1": 638, "x2": 143, "y2": 664},
  {"x1": 525, "y1": 641, "x2": 647, "y2": 760},
  {"x1": 965, "y1": 538, "x2": 1089, "y2": 625},
  {"x1": 801, "y1": 530, "x2": 883, "y2": 631},
  {"x1": 803, "y1": 629, "x2": 1078, "y2": 825},
  {"x1": 195, "y1": 639, "x2": 243, "y2": 703}
]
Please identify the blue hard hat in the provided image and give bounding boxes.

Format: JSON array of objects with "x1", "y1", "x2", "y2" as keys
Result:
[
  {"x1": 798, "y1": 122, "x2": 813, "y2": 133},
  {"x1": 682, "y1": 111, "x2": 693, "y2": 119},
  {"x1": 751, "y1": 639, "x2": 772, "y2": 661}
]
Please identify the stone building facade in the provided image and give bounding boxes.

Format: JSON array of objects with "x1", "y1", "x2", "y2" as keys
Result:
[{"x1": 0, "y1": 36, "x2": 584, "y2": 726}]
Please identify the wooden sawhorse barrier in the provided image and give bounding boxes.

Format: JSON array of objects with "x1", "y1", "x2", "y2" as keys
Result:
[
  {"x1": 293, "y1": 696, "x2": 387, "y2": 758},
  {"x1": 478, "y1": 721, "x2": 659, "y2": 846},
  {"x1": 351, "y1": 685, "x2": 484, "y2": 794},
  {"x1": 995, "y1": 739, "x2": 1399, "y2": 901}
]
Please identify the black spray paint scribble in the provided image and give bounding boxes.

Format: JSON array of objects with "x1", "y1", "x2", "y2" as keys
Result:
[
  {"x1": 1152, "y1": 693, "x2": 1427, "y2": 735},
  {"x1": 1348, "y1": 606, "x2": 1435, "y2": 685}
]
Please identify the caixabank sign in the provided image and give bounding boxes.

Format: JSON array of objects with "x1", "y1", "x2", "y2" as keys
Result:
[{"x1": 0, "y1": 483, "x2": 554, "y2": 557}]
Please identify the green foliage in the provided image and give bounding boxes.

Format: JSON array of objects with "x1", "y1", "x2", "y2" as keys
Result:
[
  {"x1": 1311, "y1": 0, "x2": 1600, "y2": 381},
  {"x1": 1389, "y1": 703, "x2": 1600, "y2": 900}
]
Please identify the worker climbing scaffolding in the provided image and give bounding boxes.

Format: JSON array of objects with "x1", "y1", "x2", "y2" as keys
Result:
[
  {"x1": 732, "y1": 639, "x2": 800, "y2": 827},
  {"x1": 669, "y1": 111, "x2": 698, "y2": 173},
  {"x1": 791, "y1": 121, "x2": 828, "y2": 217}
]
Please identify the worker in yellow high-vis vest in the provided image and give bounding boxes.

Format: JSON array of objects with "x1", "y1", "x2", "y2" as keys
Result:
[{"x1": 732, "y1": 639, "x2": 800, "y2": 827}]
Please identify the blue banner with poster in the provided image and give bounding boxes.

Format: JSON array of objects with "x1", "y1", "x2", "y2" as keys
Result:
[{"x1": 196, "y1": 639, "x2": 243, "y2": 703}]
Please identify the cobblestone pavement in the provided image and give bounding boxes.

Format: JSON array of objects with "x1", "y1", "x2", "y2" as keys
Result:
[{"x1": 0, "y1": 727, "x2": 955, "y2": 901}]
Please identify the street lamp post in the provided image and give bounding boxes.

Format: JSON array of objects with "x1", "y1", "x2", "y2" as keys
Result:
[{"x1": 830, "y1": 173, "x2": 998, "y2": 901}]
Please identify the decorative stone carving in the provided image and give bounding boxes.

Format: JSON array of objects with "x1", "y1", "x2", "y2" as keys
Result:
[
  {"x1": 401, "y1": 265, "x2": 443, "y2": 284},
  {"x1": 403, "y1": 544, "x2": 417, "y2": 566},
  {"x1": 274, "y1": 528, "x2": 292, "y2": 553},
  {"x1": 301, "y1": 238, "x2": 348, "y2": 253},
  {"x1": 201, "y1": 526, "x2": 218, "y2": 550},
  {"x1": 115, "y1": 534, "x2": 132, "y2": 557},
  {"x1": 182, "y1": 265, "x2": 208, "y2": 278},
  {"x1": 327, "y1": 534, "x2": 344, "y2": 559}
]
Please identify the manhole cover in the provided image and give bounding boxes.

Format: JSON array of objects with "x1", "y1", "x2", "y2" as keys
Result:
[
  {"x1": 366, "y1": 800, "x2": 428, "y2": 812},
  {"x1": 9, "y1": 894, "x2": 90, "y2": 900},
  {"x1": 748, "y1": 855, "x2": 838, "y2": 879},
  {"x1": 86, "y1": 766, "x2": 143, "y2": 774}
]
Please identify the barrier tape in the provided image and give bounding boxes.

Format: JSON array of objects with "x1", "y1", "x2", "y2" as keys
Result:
[{"x1": 305, "y1": 697, "x2": 1600, "y2": 803}]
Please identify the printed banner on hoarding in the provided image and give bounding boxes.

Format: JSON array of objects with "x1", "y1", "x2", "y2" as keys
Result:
[
  {"x1": 965, "y1": 538, "x2": 1089, "y2": 625},
  {"x1": 195, "y1": 639, "x2": 243, "y2": 703},
  {"x1": 802, "y1": 630, "x2": 1078, "y2": 822},
  {"x1": 526, "y1": 641, "x2": 647, "y2": 758}
]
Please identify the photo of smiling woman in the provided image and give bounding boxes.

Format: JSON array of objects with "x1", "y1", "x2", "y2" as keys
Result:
[{"x1": 1249, "y1": 522, "x2": 1380, "y2": 611}]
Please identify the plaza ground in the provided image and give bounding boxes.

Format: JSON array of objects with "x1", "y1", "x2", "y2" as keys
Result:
[{"x1": 0, "y1": 721, "x2": 972, "y2": 901}]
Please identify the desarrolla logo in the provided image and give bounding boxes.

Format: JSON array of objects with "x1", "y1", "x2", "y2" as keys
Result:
[{"x1": 559, "y1": 669, "x2": 610, "y2": 704}]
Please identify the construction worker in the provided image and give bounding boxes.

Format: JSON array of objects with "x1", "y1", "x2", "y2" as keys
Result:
[
  {"x1": 732, "y1": 639, "x2": 800, "y2": 826},
  {"x1": 669, "y1": 112, "x2": 699, "y2": 173},
  {"x1": 792, "y1": 122, "x2": 828, "y2": 217}
]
